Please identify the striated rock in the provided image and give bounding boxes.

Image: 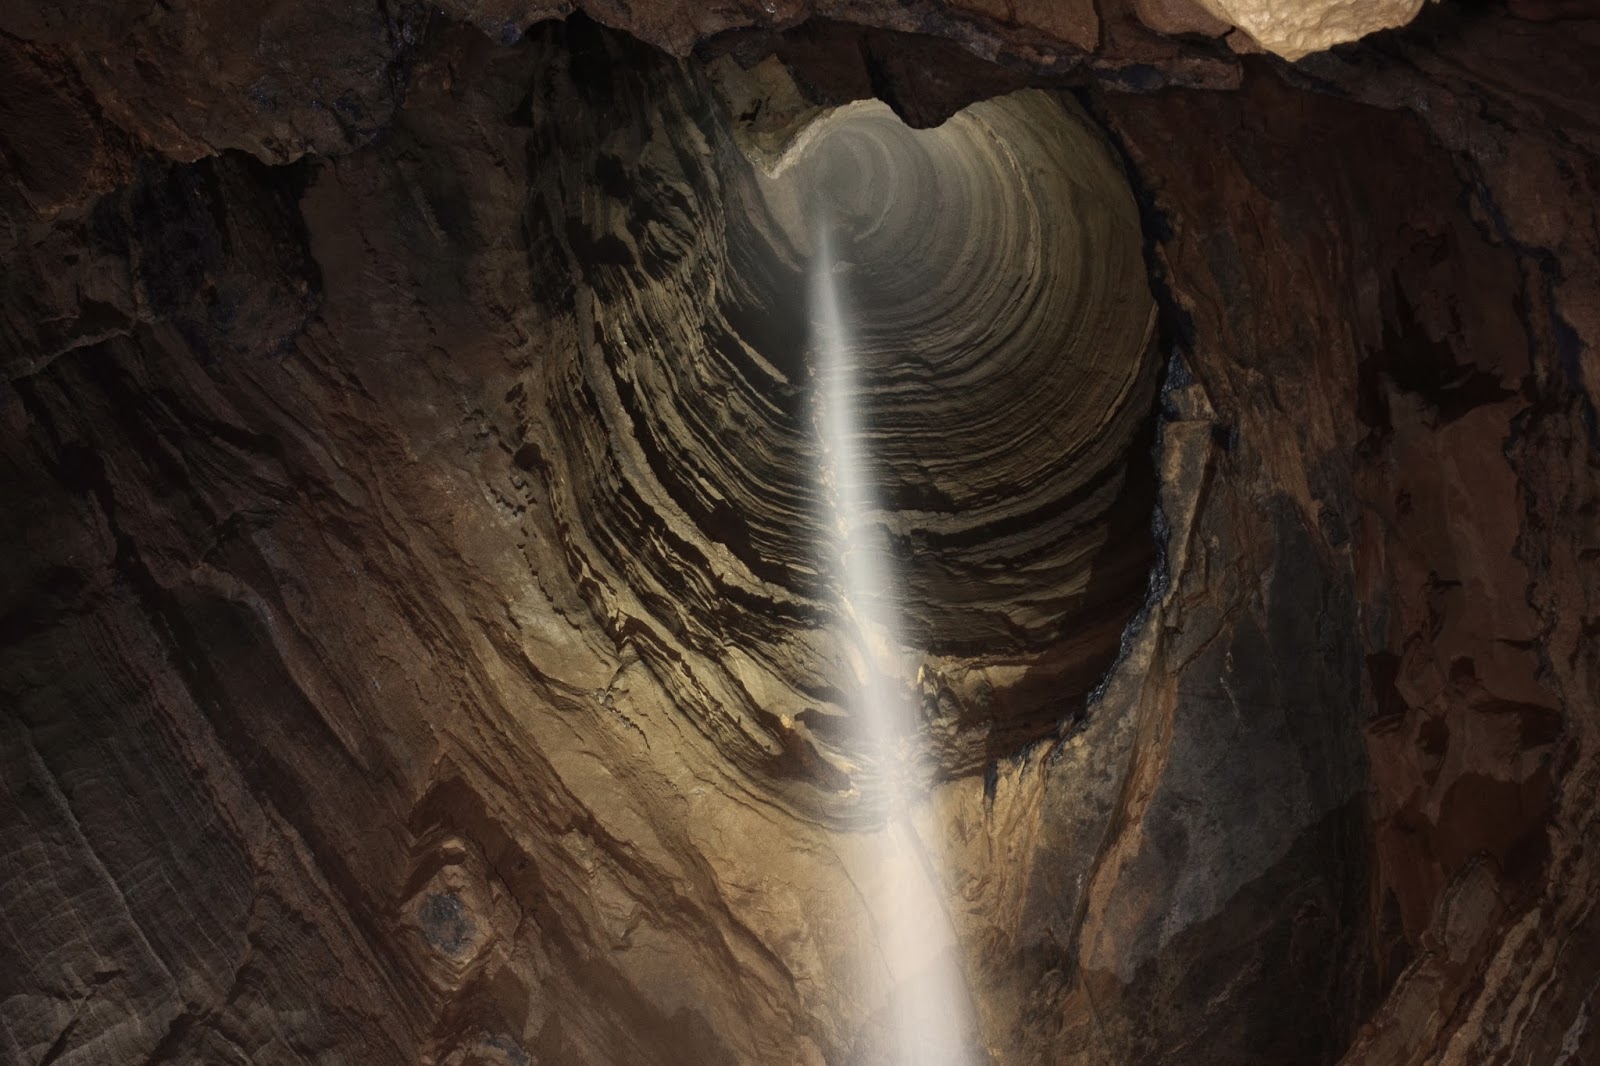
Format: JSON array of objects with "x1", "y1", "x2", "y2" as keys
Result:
[
  {"x1": 523, "y1": 44, "x2": 1158, "y2": 799},
  {"x1": 1, "y1": 3, "x2": 1598, "y2": 1066}
]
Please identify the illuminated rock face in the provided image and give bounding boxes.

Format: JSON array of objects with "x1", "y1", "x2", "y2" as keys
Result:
[
  {"x1": 531, "y1": 71, "x2": 1158, "y2": 805},
  {"x1": 1194, "y1": 0, "x2": 1426, "y2": 58},
  {"x1": 3, "y1": 6, "x2": 1599, "y2": 1066}
]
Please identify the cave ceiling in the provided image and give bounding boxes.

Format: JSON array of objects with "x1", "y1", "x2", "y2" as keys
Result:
[{"x1": 2, "y1": 2, "x2": 1599, "y2": 1065}]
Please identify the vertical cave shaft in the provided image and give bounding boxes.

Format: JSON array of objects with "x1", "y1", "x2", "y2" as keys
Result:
[{"x1": 1, "y1": 6, "x2": 1596, "y2": 1066}]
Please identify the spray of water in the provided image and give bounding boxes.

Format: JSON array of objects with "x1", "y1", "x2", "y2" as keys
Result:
[{"x1": 810, "y1": 219, "x2": 978, "y2": 1066}]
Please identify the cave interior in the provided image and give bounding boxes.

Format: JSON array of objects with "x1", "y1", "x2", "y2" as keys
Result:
[{"x1": 1, "y1": 1, "x2": 1598, "y2": 1064}]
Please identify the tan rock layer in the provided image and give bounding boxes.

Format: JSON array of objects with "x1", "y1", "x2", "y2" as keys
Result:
[{"x1": 517, "y1": 24, "x2": 1159, "y2": 798}]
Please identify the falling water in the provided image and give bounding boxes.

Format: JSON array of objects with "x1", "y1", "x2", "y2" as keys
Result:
[{"x1": 810, "y1": 220, "x2": 978, "y2": 1066}]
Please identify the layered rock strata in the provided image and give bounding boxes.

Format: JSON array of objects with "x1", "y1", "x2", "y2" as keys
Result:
[
  {"x1": 2, "y1": 3, "x2": 1598, "y2": 1066},
  {"x1": 2, "y1": 18, "x2": 1159, "y2": 1062},
  {"x1": 529, "y1": 58, "x2": 1159, "y2": 802}
]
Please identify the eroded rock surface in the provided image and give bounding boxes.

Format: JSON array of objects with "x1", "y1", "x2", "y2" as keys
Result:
[{"x1": 2, "y1": 3, "x2": 1598, "y2": 1065}]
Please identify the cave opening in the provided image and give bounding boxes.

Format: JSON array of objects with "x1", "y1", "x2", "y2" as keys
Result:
[
  {"x1": 709, "y1": 83, "x2": 1161, "y2": 1064},
  {"x1": 3, "y1": 5, "x2": 1597, "y2": 1065},
  {"x1": 581, "y1": 68, "x2": 1169, "y2": 802},
  {"x1": 525, "y1": 39, "x2": 1171, "y2": 1056}
]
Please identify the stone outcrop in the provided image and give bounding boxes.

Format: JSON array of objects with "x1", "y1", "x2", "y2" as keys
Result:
[
  {"x1": 2, "y1": 2, "x2": 1597, "y2": 1065},
  {"x1": 1191, "y1": 0, "x2": 1426, "y2": 59}
]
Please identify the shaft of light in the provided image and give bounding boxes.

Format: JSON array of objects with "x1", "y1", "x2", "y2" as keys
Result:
[{"x1": 810, "y1": 220, "x2": 977, "y2": 1066}]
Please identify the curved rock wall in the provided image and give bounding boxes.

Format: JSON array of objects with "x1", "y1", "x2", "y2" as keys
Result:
[
  {"x1": 522, "y1": 28, "x2": 1158, "y2": 806},
  {"x1": 2, "y1": 4, "x2": 1598, "y2": 1066}
]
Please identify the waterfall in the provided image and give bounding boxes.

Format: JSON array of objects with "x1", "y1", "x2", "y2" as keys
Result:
[{"x1": 810, "y1": 220, "x2": 978, "y2": 1066}]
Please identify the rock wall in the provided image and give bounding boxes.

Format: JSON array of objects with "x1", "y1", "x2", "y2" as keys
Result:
[{"x1": 2, "y1": 2, "x2": 1597, "y2": 1065}]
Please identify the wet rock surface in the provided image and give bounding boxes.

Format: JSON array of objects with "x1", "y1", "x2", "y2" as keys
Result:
[{"x1": 2, "y1": 3, "x2": 1598, "y2": 1065}]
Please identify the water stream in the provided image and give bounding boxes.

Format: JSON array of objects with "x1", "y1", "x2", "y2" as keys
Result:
[{"x1": 810, "y1": 220, "x2": 978, "y2": 1066}]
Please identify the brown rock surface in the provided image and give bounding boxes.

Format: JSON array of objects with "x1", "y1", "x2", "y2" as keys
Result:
[{"x1": 2, "y1": 3, "x2": 1598, "y2": 1066}]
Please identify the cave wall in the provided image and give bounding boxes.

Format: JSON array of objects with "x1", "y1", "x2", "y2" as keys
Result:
[
  {"x1": 2, "y1": 3, "x2": 1599, "y2": 1065},
  {"x1": 1060, "y1": 35, "x2": 1600, "y2": 1058}
]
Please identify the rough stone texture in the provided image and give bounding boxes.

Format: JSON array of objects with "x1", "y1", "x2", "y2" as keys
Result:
[
  {"x1": 1191, "y1": 0, "x2": 1425, "y2": 59},
  {"x1": 2, "y1": 3, "x2": 1598, "y2": 1066}
]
